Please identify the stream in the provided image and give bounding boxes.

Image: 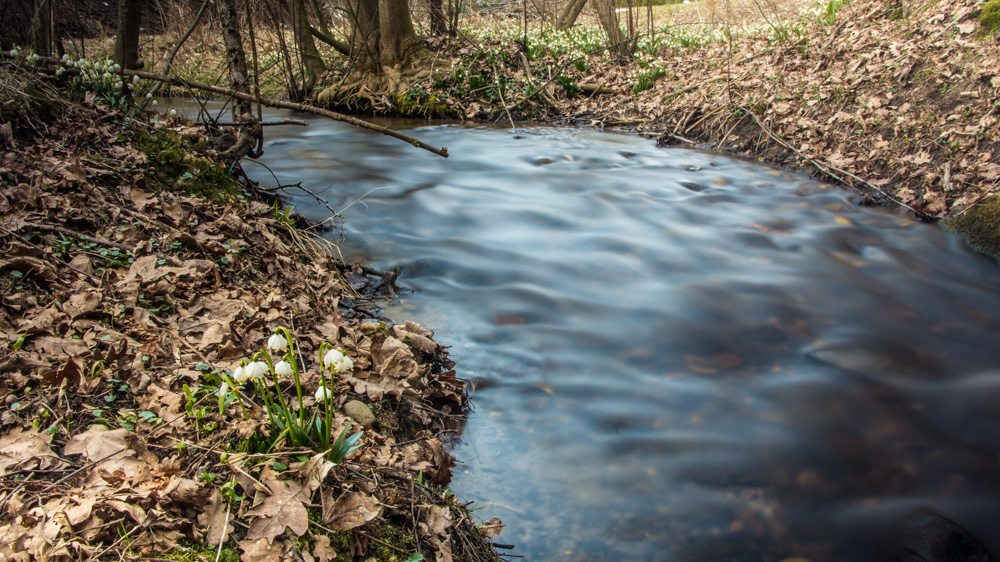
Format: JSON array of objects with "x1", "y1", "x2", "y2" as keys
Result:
[{"x1": 228, "y1": 110, "x2": 1000, "y2": 561}]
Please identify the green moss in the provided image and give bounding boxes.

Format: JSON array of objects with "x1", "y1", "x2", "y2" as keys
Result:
[
  {"x1": 981, "y1": 0, "x2": 1000, "y2": 34},
  {"x1": 393, "y1": 93, "x2": 455, "y2": 118},
  {"x1": 945, "y1": 194, "x2": 1000, "y2": 256},
  {"x1": 133, "y1": 129, "x2": 239, "y2": 201}
]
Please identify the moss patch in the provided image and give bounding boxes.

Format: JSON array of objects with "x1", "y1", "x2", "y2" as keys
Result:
[
  {"x1": 133, "y1": 128, "x2": 240, "y2": 201},
  {"x1": 981, "y1": 0, "x2": 1000, "y2": 34},
  {"x1": 945, "y1": 195, "x2": 1000, "y2": 256}
]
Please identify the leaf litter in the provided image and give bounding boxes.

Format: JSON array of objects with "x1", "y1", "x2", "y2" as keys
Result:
[{"x1": 0, "y1": 65, "x2": 502, "y2": 561}]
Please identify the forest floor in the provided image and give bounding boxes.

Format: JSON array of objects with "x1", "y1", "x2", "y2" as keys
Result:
[{"x1": 0, "y1": 69, "x2": 503, "y2": 561}]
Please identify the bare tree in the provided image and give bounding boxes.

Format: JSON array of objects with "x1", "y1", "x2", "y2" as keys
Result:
[
  {"x1": 31, "y1": 0, "x2": 53, "y2": 57},
  {"x1": 113, "y1": 0, "x2": 144, "y2": 69},
  {"x1": 290, "y1": 0, "x2": 326, "y2": 95},
  {"x1": 555, "y1": 0, "x2": 633, "y2": 59}
]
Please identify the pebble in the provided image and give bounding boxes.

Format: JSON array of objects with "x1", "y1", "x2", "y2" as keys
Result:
[
  {"x1": 897, "y1": 515, "x2": 991, "y2": 562},
  {"x1": 344, "y1": 400, "x2": 376, "y2": 427}
]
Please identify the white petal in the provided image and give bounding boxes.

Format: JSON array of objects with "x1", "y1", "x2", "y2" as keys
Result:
[
  {"x1": 323, "y1": 349, "x2": 345, "y2": 367},
  {"x1": 233, "y1": 365, "x2": 246, "y2": 383},
  {"x1": 245, "y1": 361, "x2": 268, "y2": 380},
  {"x1": 275, "y1": 360, "x2": 293, "y2": 376},
  {"x1": 314, "y1": 386, "x2": 331, "y2": 400},
  {"x1": 267, "y1": 333, "x2": 288, "y2": 352},
  {"x1": 334, "y1": 356, "x2": 354, "y2": 372}
]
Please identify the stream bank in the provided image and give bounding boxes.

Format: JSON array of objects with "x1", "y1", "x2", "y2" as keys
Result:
[{"x1": 0, "y1": 68, "x2": 502, "y2": 562}]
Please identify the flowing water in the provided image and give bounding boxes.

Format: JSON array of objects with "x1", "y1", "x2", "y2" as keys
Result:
[{"x1": 234, "y1": 110, "x2": 1000, "y2": 561}]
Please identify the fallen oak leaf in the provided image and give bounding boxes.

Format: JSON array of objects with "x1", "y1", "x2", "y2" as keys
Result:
[
  {"x1": 239, "y1": 537, "x2": 287, "y2": 562},
  {"x1": 311, "y1": 535, "x2": 336, "y2": 562},
  {"x1": 197, "y1": 489, "x2": 234, "y2": 546},
  {"x1": 0, "y1": 426, "x2": 64, "y2": 476},
  {"x1": 321, "y1": 490, "x2": 381, "y2": 531},
  {"x1": 244, "y1": 479, "x2": 310, "y2": 545}
]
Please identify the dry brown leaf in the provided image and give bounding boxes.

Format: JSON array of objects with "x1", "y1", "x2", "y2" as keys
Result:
[
  {"x1": 422, "y1": 505, "x2": 453, "y2": 536},
  {"x1": 64, "y1": 425, "x2": 129, "y2": 461},
  {"x1": 198, "y1": 489, "x2": 234, "y2": 546},
  {"x1": 321, "y1": 491, "x2": 381, "y2": 531},
  {"x1": 477, "y1": 517, "x2": 504, "y2": 538},
  {"x1": 245, "y1": 479, "x2": 310, "y2": 544},
  {"x1": 239, "y1": 537, "x2": 286, "y2": 562},
  {"x1": 312, "y1": 535, "x2": 337, "y2": 562},
  {"x1": 290, "y1": 452, "x2": 336, "y2": 495},
  {"x1": 0, "y1": 427, "x2": 63, "y2": 476},
  {"x1": 393, "y1": 321, "x2": 439, "y2": 354}
]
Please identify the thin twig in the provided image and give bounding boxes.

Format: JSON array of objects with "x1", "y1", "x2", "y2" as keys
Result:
[{"x1": 214, "y1": 501, "x2": 232, "y2": 562}]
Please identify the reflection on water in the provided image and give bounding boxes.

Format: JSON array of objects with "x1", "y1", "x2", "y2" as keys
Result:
[{"x1": 243, "y1": 112, "x2": 1000, "y2": 562}]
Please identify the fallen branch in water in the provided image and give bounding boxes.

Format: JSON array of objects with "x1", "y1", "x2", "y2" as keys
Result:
[
  {"x1": 125, "y1": 68, "x2": 449, "y2": 158},
  {"x1": 195, "y1": 118, "x2": 309, "y2": 127},
  {"x1": 6, "y1": 54, "x2": 448, "y2": 158}
]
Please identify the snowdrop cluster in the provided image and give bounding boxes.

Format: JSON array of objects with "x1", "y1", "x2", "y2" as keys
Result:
[
  {"x1": 214, "y1": 327, "x2": 362, "y2": 461},
  {"x1": 64, "y1": 57, "x2": 127, "y2": 96}
]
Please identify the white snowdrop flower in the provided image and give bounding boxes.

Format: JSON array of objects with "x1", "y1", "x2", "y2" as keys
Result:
[
  {"x1": 151, "y1": 100, "x2": 157, "y2": 106},
  {"x1": 232, "y1": 365, "x2": 247, "y2": 384},
  {"x1": 324, "y1": 349, "x2": 345, "y2": 368},
  {"x1": 244, "y1": 361, "x2": 268, "y2": 381},
  {"x1": 132, "y1": 74, "x2": 139, "y2": 84},
  {"x1": 169, "y1": 109, "x2": 176, "y2": 117},
  {"x1": 334, "y1": 355, "x2": 354, "y2": 373},
  {"x1": 217, "y1": 382, "x2": 229, "y2": 396},
  {"x1": 314, "y1": 386, "x2": 331, "y2": 400},
  {"x1": 146, "y1": 92, "x2": 153, "y2": 99},
  {"x1": 61, "y1": 54, "x2": 70, "y2": 61},
  {"x1": 267, "y1": 333, "x2": 288, "y2": 352},
  {"x1": 274, "y1": 360, "x2": 293, "y2": 377}
]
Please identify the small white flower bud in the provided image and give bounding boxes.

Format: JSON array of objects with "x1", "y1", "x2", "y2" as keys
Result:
[{"x1": 315, "y1": 386, "x2": 331, "y2": 400}]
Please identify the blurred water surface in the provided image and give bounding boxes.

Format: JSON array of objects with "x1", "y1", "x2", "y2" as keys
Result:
[{"x1": 238, "y1": 111, "x2": 1000, "y2": 562}]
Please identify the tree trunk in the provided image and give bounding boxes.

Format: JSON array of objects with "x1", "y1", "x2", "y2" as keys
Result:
[
  {"x1": 589, "y1": 0, "x2": 631, "y2": 59},
  {"x1": 556, "y1": 0, "x2": 587, "y2": 30},
  {"x1": 309, "y1": 0, "x2": 333, "y2": 37},
  {"x1": 113, "y1": 0, "x2": 143, "y2": 70},
  {"x1": 217, "y1": 0, "x2": 252, "y2": 117},
  {"x1": 348, "y1": 0, "x2": 381, "y2": 66},
  {"x1": 428, "y1": 0, "x2": 447, "y2": 35},
  {"x1": 377, "y1": 0, "x2": 421, "y2": 67},
  {"x1": 31, "y1": 0, "x2": 52, "y2": 58},
  {"x1": 290, "y1": 0, "x2": 326, "y2": 96}
]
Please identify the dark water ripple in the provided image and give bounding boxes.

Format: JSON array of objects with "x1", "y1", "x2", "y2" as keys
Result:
[{"x1": 239, "y1": 112, "x2": 1000, "y2": 562}]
